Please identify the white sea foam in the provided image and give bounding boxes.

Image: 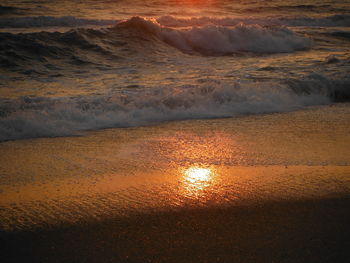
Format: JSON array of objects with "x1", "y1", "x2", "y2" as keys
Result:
[
  {"x1": 118, "y1": 17, "x2": 312, "y2": 54},
  {"x1": 0, "y1": 79, "x2": 335, "y2": 141}
]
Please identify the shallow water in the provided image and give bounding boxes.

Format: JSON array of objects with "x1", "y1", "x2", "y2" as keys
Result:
[
  {"x1": 0, "y1": 0, "x2": 350, "y2": 141},
  {"x1": 1, "y1": 104, "x2": 349, "y2": 231}
]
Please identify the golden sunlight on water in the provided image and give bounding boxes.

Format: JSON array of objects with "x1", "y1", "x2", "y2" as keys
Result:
[
  {"x1": 180, "y1": 166, "x2": 217, "y2": 198},
  {"x1": 183, "y1": 167, "x2": 213, "y2": 185},
  {"x1": 1, "y1": 105, "x2": 350, "y2": 231}
]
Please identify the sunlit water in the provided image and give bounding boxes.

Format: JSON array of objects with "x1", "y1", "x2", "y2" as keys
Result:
[{"x1": 0, "y1": 104, "x2": 349, "y2": 231}]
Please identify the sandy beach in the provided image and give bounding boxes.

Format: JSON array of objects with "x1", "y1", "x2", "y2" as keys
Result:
[{"x1": 1, "y1": 103, "x2": 350, "y2": 262}]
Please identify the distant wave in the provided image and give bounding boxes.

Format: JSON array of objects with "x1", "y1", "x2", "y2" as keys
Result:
[
  {"x1": 0, "y1": 16, "x2": 116, "y2": 28},
  {"x1": 1, "y1": 74, "x2": 349, "y2": 141},
  {"x1": 157, "y1": 14, "x2": 350, "y2": 28},
  {"x1": 329, "y1": 31, "x2": 350, "y2": 39},
  {"x1": 240, "y1": 4, "x2": 343, "y2": 14},
  {"x1": 0, "y1": 5, "x2": 22, "y2": 16},
  {"x1": 1, "y1": 14, "x2": 349, "y2": 29}
]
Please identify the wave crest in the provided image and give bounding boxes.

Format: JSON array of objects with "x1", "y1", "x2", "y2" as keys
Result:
[
  {"x1": 2, "y1": 74, "x2": 349, "y2": 141},
  {"x1": 117, "y1": 17, "x2": 312, "y2": 55},
  {"x1": 0, "y1": 16, "x2": 312, "y2": 73}
]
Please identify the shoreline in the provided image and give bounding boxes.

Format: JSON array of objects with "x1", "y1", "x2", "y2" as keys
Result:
[{"x1": 1, "y1": 103, "x2": 350, "y2": 262}]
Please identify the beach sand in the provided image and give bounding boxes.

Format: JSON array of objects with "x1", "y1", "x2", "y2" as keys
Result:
[{"x1": 1, "y1": 103, "x2": 350, "y2": 262}]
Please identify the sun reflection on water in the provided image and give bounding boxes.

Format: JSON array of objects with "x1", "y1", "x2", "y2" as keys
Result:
[
  {"x1": 184, "y1": 167, "x2": 212, "y2": 183},
  {"x1": 181, "y1": 166, "x2": 216, "y2": 198}
]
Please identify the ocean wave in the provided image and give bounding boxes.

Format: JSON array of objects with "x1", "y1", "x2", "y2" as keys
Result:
[
  {"x1": 1, "y1": 75, "x2": 349, "y2": 141},
  {"x1": 0, "y1": 16, "x2": 116, "y2": 28},
  {"x1": 1, "y1": 13, "x2": 349, "y2": 30},
  {"x1": 240, "y1": 4, "x2": 342, "y2": 14},
  {"x1": 116, "y1": 17, "x2": 311, "y2": 55},
  {"x1": 0, "y1": 27, "x2": 118, "y2": 70},
  {"x1": 0, "y1": 17, "x2": 311, "y2": 72},
  {"x1": 0, "y1": 5, "x2": 22, "y2": 16},
  {"x1": 157, "y1": 14, "x2": 350, "y2": 28},
  {"x1": 328, "y1": 31, "x2": 350, "y2": 39}
]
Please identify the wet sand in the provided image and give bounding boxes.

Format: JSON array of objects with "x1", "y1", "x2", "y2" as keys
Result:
[
  {"x1": 2, "y1": 197, "x2": 350, "y2": 263},
  {"x1": 1, "y1": 103, "x2": 350, "y2": 262}
]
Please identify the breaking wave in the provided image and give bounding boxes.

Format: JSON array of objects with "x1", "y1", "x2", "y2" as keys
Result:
[
  {"x1": 0, "y1": 16, "x2": 312, "y2": 69},
  {"x1": 1, "y1": 74, "x2": 349, "y2": 141},
  {"x1": 116, "y1": 17, "x2": 311, "y2": 55},
  {"x1": 0, "y1": 14, "x2": 349, "y2": 141}
]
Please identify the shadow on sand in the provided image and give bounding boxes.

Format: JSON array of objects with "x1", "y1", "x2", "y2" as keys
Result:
[{"x1": 2, "y1": 197, "x2": 350, "y2": 263}]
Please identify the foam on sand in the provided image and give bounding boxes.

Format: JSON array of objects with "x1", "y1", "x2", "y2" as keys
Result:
[{"x1": 1, "y1": 76, "x2": 344, "y2": 141}]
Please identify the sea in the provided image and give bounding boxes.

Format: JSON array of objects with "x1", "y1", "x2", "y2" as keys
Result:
[{"x1": 0, "y1": 0, "x2": 349, "y2": 141}]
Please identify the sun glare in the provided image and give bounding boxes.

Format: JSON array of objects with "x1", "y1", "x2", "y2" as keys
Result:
[
  {"x1": 184, "y1": 167, "x2": 212, "y2": 183},
  {"x1": 181, "y1": 166, "x2": 216, "y2": 196}
]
